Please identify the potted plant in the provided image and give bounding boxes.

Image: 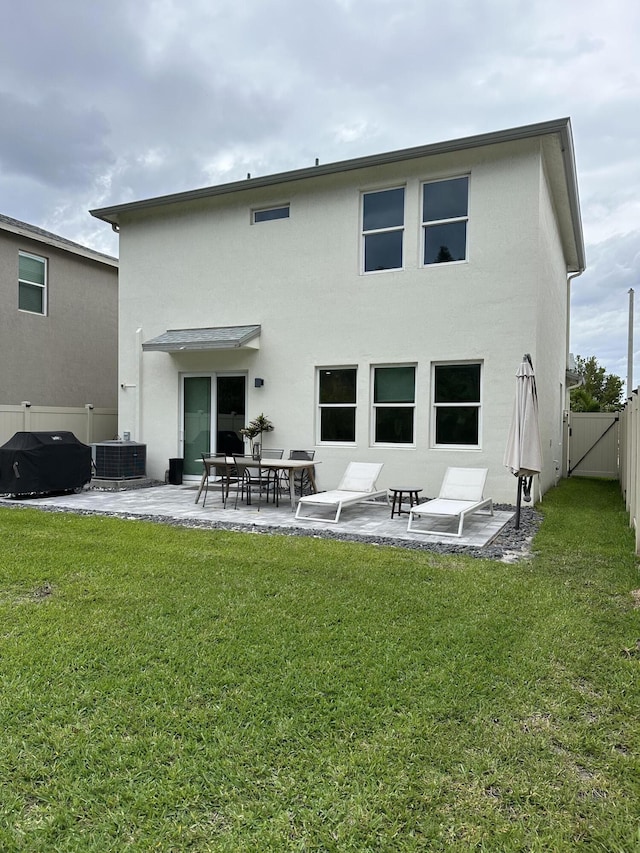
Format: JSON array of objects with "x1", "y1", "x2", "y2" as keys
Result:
[{"x1": 240, "y1": 413, "x2": 274, "y2": 459}]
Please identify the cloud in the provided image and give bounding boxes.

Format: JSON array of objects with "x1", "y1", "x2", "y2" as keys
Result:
[
  {"x1": 571, "y1": 231, "x2": 640, "y2": 380},
  {"x1": 0, "y1": 92, "x2": 114, "y2": 188}
]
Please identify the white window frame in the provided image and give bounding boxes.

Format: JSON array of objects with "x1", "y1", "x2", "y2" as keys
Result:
[
  {"x1": 361, "y1": 186, "x2": 405, "y2": 274},
  {"x1": 252, "y1": 204, "x2": 290, "y2": 224},
  {"x1": 421, "y1": 176, "x2": 469, "y2": 267},
  {"x1": 317, "y1": 366, "x2": 358, "y2": 445},
  {"x1": 371, "y1": 364, "x2": 416, "y2": 447},
  {"x1": 18, "y1": 251, "x2": 47, "y2": 315},
  {"x1": 431, "y1": 361, "x2": 482, "y2": 449}
]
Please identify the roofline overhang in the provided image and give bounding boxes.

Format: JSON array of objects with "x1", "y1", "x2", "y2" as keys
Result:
[
  {"x1": 0, "y1": 216, "x2": 118, "y2": 268},
  {"x1": 143, "y1": 340, "x2": 257, "y2": 352},
  {"x1": 90, "y1": 117, "x2": 585, "y2": 272}
]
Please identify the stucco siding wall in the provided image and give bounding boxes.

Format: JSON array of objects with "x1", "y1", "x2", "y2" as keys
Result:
[
  {"x1": 118, "y1": 139, "x2": 569, "y2": 503},
  {"x1": 534, "y1": 162, "x2": 570, "y2": 494},
  {"x1": 0, "y1": 231, "x2": 118, "y2": 408}
]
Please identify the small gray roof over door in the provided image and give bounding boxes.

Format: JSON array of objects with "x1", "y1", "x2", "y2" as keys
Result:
[{"x1": 142, "y1": 325, "x2": 261, "y2": 352}]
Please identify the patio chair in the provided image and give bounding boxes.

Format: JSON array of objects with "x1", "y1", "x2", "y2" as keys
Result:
[
  {"x1": 260, "y1": 449, "x2": 285, "y2": 459},
  {"x1": 290, "y1": 449, "x2": 316, "y2": 496},
  {"x1": 294, "y1": 462, "x2": 387, "y2": 523},
  {"x1": 232, "y1": 454, "x2": 278, "y2": 510},
  {"x1": 200, "y1": 453, "x2": 236, "y2": 508},
  {"x1": 260, "y1": 448, "x2": 285, "y2": 497},
  {"x1": 277, "y1": 449, "x2": 316, "y2": 498},
  {"x1": 406, "y1": 467, "x2": 493, "y2": 537}
]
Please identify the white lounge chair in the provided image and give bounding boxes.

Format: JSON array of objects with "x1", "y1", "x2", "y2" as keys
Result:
[
  {"x1": 295, "y1": 462, "x2": 388, "y2": 523},
  {"x1": 407, "y1": 467, "x2": 493, "y2": 537}
]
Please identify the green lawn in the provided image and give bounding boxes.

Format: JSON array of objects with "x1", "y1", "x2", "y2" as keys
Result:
[{"x1": 0, "y1": 478, "x2": 638, "y2": 851}]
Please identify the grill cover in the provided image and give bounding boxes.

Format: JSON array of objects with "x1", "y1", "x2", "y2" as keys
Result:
[{"x1": 0, "y1": 431, "x2": 92, "y2": 495}]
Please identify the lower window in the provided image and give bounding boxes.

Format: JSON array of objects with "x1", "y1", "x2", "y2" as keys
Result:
[
  {"x1": 318, "y1": 368, "x2": 357, "y2": 443},
  {"x1": 433, "y1": 362, "x2": 481, "y2": 446},
  {"x1": 373, "y1": 365, "x2": 415, "y2": 444}
]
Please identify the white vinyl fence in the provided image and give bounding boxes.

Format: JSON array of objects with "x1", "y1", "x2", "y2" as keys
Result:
[
  {"x1": 619, "y1": 391, "x2": 640, "y2": 554},
  {"x1": 564, "y1": 411, "x2": 619, "y2": 478},
  {"x1": 0, "y1": 403, "x2": 117, "y2": 447}
]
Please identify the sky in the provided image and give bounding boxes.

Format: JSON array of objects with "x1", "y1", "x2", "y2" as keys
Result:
[{"x1": 1, "y1": 0, "x2": 638, "y2": 386}]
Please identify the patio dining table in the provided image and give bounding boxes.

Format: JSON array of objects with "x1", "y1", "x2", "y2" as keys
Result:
[{"x1": 196, "y1": 456, "x2": 319, "y2": 510}]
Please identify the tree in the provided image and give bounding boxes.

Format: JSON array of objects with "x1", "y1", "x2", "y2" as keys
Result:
[{"x1": 570, "y1": 355, "x2": 624, "y2": 412}]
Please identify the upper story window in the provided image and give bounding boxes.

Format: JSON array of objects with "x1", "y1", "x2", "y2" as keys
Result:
[
  {"x1": 432, "y1": 362, "x2": 481, "y2": 447},
  {"x1": 362, "y1": 187, "x2": 404, "y2": 272},
  {"x1": 422, "y1": 177, "x2": 468, "y2": 265},
  {"x1": 318, "y1": 367, "x2": 357, "y2": 443},
  {"x1": 253, "y1": 205, "x2": 290, "y2": 223},
  {"x1": 372, "y1": 365, "x2": 416, "y2": 445},
  {"x1": 18, "y1": 251, "x2": 47, "y2": 315}
]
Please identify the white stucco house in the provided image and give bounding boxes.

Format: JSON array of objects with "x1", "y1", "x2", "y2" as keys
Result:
[{"x1": 90, "y1": 117, "x2": 585, "y2": 503}]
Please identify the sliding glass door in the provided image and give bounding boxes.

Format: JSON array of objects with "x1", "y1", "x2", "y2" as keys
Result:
[{"x1": 182, "y1": 374, "x2": 246, "y2": 476}]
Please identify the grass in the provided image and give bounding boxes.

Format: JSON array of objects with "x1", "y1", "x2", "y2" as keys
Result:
[{"x1": 0, "y1": 478, "x2": 639, "y2": 851}]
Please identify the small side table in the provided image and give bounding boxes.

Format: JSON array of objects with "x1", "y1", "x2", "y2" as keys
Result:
[{"x1": 390, "y1": 487, "x2": 423, "y2": 519}]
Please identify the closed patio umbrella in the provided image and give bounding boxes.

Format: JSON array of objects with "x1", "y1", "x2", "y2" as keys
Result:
[{"x1": 503, "y1": 354, "x2": 542, "y2": 528}]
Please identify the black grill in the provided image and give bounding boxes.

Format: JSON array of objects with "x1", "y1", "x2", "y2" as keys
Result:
[{"x1": 0, "y1": 431, "x2": 92, "y2": 496}]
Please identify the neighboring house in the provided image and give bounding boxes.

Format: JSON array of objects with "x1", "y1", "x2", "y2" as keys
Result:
[
  {"x1": 0, "y1": 214, "x2": 118, "y2": 409},
  {"x1": 90, "y1": 118, "x2": 585, "y2": 503}
]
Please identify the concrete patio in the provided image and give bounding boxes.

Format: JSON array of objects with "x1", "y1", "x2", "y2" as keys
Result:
[{"x1": 0, "y1": 479, "x2": 520, "y2": 555}]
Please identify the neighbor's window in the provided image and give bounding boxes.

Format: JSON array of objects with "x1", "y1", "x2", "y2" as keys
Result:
[
  {"x1": 18, "y1": 251, "x2": 47, "y2": 314},
  {"x1": 253, "y1": 205, "x2": 290, "y2": 223},
  {"x1": 433, "y1": 362, "x2": 481, "y2": 446},
  {"x1": 362, "y1": 187, "x2": 404, "y2": 272},
  {"x1": 372, "y1": 365, "x2": 416, "y2": 444},
  {"x1": 422, "y1": 176, "x2": 468, "y2": 265},
  {"x1": 318, "y1": 368, "x2": 357, "y2": 443}
]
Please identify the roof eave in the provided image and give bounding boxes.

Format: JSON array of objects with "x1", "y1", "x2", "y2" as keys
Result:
[
  {"x1": 0, "y1": 216, "x2": 118, "y2": 267},
  {"x1": 143, "y1": 340, "x2": 250, "y2": 352},
  {"x1": 90, "y1": 117, "x2": 580, "y2": 225}
]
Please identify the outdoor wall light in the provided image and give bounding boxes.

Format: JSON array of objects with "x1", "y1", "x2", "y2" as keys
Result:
[{"x1": 254, "y1": 378, "x2": 265, "y2": 388}]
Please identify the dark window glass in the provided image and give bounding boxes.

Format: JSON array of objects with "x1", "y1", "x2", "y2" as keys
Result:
[
  {"x1": 424, "y1": 221, "x2": 467, "y2": 264},
  {"x1": 434, "y1": 363, "x2": 480, "y2": 446},
  {"x1": 19, "y1": 254, "x2": 45, "y2": 284},
  {"x1": 435, "y1": 407, "x2": 479, "y2": 445},
  {"x1": 319, "y1": 368, "x2": 356, "y2": 442},
  {"x1": 364, "y1": 231, "x2": 403, "y2": 272},
  {"x1": 374, "y1": 366, "x2": 415, "y2": 403},
  {"x1": 18, "y1": 282, "x2": 44, "y2": 313},
  {"x1": 319, "y1": 369, "x2": 356, "y2": 404},
  {"x1": 373, "y1": 366, "x2": 415, "y2": 444},
  {"x1": 363, "y1": 188, "x2": 404, "y2": 231},
  {"x1": 435, "y1": 364, "x2": 480, "y2": 403},
  {"x1": 423, "y1": 177, "x2": 468, "y2": 222},
  {"x1": 375, "y1": 407, "x2": 414, "y2": 443},
  {"x1": 254, "y1": 206, "x2": 289, "y2": 222},
  {"x1": 321, "y1": 407, "x2": 356, "y2": 442}
]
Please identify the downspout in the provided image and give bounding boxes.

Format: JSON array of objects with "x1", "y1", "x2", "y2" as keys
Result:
[
  {"x1": 563, "y1": 270, "x2": 585, "y2": 479},
  {"x1": 566, "y1": 270, "x2": 584, "y2": 383}
]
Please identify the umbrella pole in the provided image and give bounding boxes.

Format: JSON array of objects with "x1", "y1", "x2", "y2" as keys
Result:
[{"x1": 515, "y1": 476, "x2": 522, "y2": 529}]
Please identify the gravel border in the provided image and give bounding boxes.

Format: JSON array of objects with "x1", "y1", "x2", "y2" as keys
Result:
[{"x1": 0, "y1": 496, "x2": 541, "y2": 562}]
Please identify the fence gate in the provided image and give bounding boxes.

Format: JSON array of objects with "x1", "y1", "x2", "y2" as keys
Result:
[{"x1": 565, "y1": 411, "x2": 620, "y2": 479}]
